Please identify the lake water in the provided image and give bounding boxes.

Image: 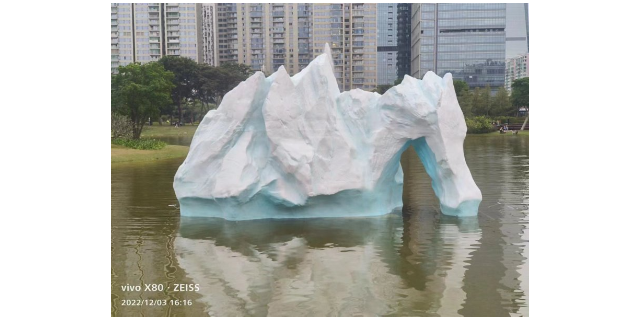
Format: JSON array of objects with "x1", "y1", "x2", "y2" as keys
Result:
[{"x1": 111, "y1": 135, "x2": 529, "y2": 316}]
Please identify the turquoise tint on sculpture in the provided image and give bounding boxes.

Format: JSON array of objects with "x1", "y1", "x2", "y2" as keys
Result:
[{"x1": 173, "y1": 44, "x2": 482, "y2": 220}]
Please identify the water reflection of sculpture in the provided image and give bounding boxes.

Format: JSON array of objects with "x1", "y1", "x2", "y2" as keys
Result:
[{"x1": 174, "y1": 210, "x2": 482, "y2": 316}]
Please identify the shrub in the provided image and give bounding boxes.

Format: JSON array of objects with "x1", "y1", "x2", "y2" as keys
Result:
[
  {"x1": 112, "y1": 138, "x2": 167, "y2": 150},
  {"x1": 111, "y1": 112, "x2": 133, "y2": 139},
  {"x1": 466, "y1": 116, "x2": 495, "y2": 134}
]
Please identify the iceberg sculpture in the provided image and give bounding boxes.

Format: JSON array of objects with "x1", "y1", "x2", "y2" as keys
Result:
[{"x1": 174, "y1": 44, "x2": 481, "y2": 220}]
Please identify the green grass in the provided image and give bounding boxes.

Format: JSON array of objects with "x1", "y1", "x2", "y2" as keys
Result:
[
  {"x1": 111, "y1": 138, "x2": 167, "y2": 150},
  {"x1": 141, "y1": 124, "x2": 198, "y2": 138},
  {"x1": 111, "y1": 144, "x2": 189, "y2": 164}
]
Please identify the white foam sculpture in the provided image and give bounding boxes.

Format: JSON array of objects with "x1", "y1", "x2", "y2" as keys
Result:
[{"x1": 174, "y1": 44, "x2": 481, "y2": 220}]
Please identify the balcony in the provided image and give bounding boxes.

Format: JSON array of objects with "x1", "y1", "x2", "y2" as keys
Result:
[
  {"x1": 148, "y1": 6, "x2": 159, "y2": 12},
  {"x1": 167, "y1": 38, "x2": 180, "y2": 43}
]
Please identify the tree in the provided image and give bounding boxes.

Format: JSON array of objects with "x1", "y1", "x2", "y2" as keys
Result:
[
  {"x1": 453, "y1": 80, "x2": 469, "y2": 98},
  {"x1": 511, "y1": 77, "x2": 529, "y2": 130},
  {"x1": 490, "y1": 86, "x2": 512, "y2": 116},
  {"x1": 511, "y1": 77, "x2": 529, "y2": 108},
  {"x1": 393, "y1": 78, "x2": 403, "y2": 86},
  {"x1": 213, "y1": 62, "x2": 254, "y2": 105},
  {"x1": 459, "y1": 88, "x2": 474, "y2": 117},
  {"x1": 158, "y1": 56, "x2": 199, "y2": 125},
  {"x1": 478, "y1": 85, "x2": 492, "y2": 116},
  {"x1": 111, "y1": 62, "x2": 174, "y2": 139},
  {"x1": 470, "y1": 87, "x2": 482, "y2": 116},
  {"x1": 373, "y1": 84, "x2": 393, "y2": 94}
]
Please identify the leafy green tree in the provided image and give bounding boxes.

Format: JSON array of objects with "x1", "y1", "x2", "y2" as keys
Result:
[
  {"x1": 459, "y1": 88, "x2": 473, "y2": 117},
  {"x1": 511, "y1": 77, "x2": 529, "y2": 108},
  {"x1": 213, "y1": 62, "x2": 254, "y2": 105},
  {"x1": 511, "y1": 77, "x2": 529, "y2": 130},
  {"x1": 490, "y1": 86, "x2": 512, "y2": 116},
  {"x1": 470, "y1": 87, "x2": 482, "y2": 116},
  {"x1": 393, "y1": 78, "x2": 403, "y2": 86},
  {"x1": 195, "y1": 63, "x2": 219, "y2": 113},
  {"x1": 453, "y1": 80, "x2": 469, "y2": 98},
  {"x1": 111, "y1": 62, "x2": 174, "y2": 139},
  {"x1": 479, "y1": 85, "x2": 492, "y2": 116},
  {"x1": 158, "y1": 56, "x2": 199, "y2": 125}
]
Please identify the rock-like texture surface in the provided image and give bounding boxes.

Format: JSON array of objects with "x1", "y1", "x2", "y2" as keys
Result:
[{"x1": 174, "y1": 44, "x2": 481, "y2": 220}]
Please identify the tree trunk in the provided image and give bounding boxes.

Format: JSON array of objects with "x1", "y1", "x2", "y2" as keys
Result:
[
  {"x1": 157, "y1": 116, "x2": 162, "y2": 126},
  {"x1": 520, "y1": 111, "x2": 529, "y2": 131},
  {"x1": 178, "y1": 101, "x2": 183, "y2": 125},
  {"x1": 133, "y1": 123, "x2": 144, "y2": 140}
]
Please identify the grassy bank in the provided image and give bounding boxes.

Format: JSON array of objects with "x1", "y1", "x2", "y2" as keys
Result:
[
  {"x1": 474, "y1": 130, "x2": 529, "y2": 136},
  {"x1": 111, "y1": 144, "x2": 189, "y2": 164},
  {"x1": 141, "y1": 124, "x2": 198, "y2": 138}
]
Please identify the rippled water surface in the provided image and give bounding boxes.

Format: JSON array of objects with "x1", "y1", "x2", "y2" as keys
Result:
[{"x1": 111, "y1": 135, "x2": 529, "y2": 316}]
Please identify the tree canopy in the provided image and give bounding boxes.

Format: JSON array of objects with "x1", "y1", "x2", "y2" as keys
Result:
[
  {"x1": 511, "y1": 77, "x2": 529, "y2": 108},
  {"x1": 158, "y1": 56, "x2": 199, "y2": 124},
  {"x1": 453, "y1": 80, "x2": 469, "y2": 97},
  {"x1": 111, "y1": 62, "x2": 174, "y2": 139}
]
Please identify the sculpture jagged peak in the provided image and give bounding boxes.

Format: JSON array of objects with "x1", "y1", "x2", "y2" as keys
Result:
[{"x1": 174, "y1": 45, "x2": 482, "y2": 220}]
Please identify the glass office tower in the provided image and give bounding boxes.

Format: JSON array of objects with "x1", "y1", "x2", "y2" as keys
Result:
[
  {"x1": 376, "y1": 3, "x2": 398, "y2": 85},
  {"x1": 411, "y1": 3, "x2": 507, "y2": 91}
]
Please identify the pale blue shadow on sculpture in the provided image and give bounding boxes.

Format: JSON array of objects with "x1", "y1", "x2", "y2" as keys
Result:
[{"x1": 173, "y1": 43, "x2": 482, "y2": 220}]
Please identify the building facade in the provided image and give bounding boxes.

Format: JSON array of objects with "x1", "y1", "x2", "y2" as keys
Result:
[
  {"x1": 311, "y1": 3, "x2": 378, "y2": 91},
  {"x1": 505, "y1": 3, "x2": 529, "y2": 59},
  {"x1": 411, "y1": 3, "x2": 508, "y2": 91},
  {"x1": 214, "y1": 3, "x2": 313, "y2": 76},
  {"x1": 202, "y1": 4, "x2": 217, "y2": 66},
  {"x1": 396, "y1": 3, "x2": 412, "y2": 82},
  {"x1": 377, "y1": 3, "x2": 398, "y2": 86},
  {"x1": 111, "y1": 3, "x2": 203, "y2": 73},
  {"x1": 505, "y1": 53, "x2": 528, "y2": 92}
]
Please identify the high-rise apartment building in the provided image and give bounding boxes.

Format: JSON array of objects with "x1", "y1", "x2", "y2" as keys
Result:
[
  {"x1": 410, "y1": 3, "x2": 508, "y2": 91},
  {"x1": 111, "y1": 3, "x2": 203, "y2": 73},
  {"x1": 505, "y1": 53, "x2": 528, "y2": 92},
  {"x1": 111, "y1": 3, "x2": 134, "y2": 73},
  {"x1": 311, "y1": 3, "x2": 377, "y2": 91},
  {"x1": 377, "y1": 3, "x2": 398, "y2": 86},
  {"x1": 202, "y1": 4, "x2": 217, "y2": 66},
  {"x1": 214, "y1": 3, "x2": 313, "y2": 76},
  {"x1": 396, "y1": 3, "x2": 412, "y2": 81}
]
